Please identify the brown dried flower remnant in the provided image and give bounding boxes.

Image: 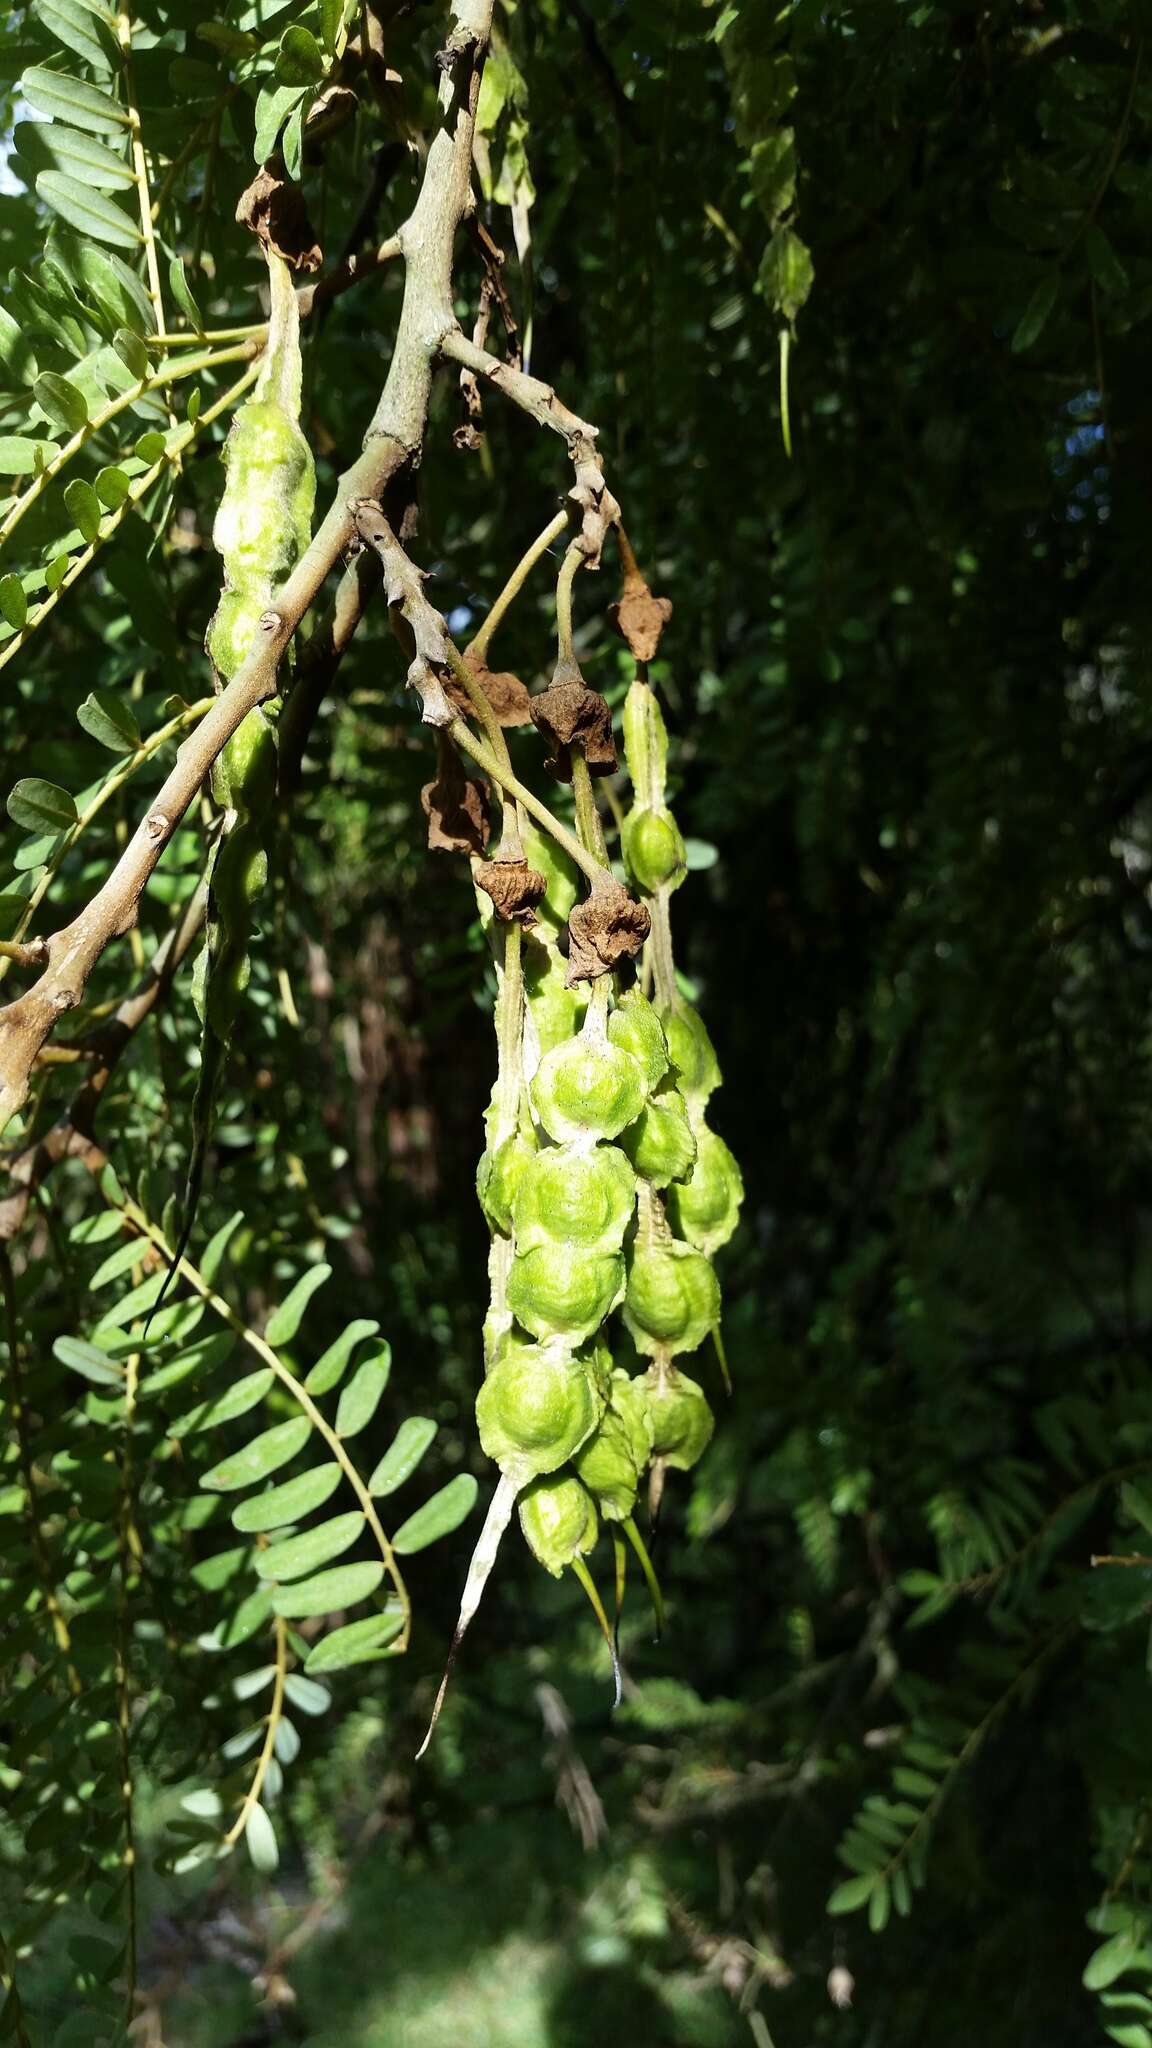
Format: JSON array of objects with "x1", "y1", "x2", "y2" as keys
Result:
[
  {"x1": 236, "y1": 165, "x2": 323, "y2": 273},
  {"x1": 565, "y1": 875, "x2": 651, "y2": 985},
  {"x1": 421, "y1": 739, "x2": 490, "y2": 854},
  {"x1": 609, "y1": 568, "x2": 673, "y2": 665},
  {"x1": 530, "y1": 681, "x2": 618, "y2": 781},
  {"x1": 474, "y1": 857, "x2": 547, "y2": 925},
  {"x1": 448, "y1": 646, "x2": 534, "y2": 727}
]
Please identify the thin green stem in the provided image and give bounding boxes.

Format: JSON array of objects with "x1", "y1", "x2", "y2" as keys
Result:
[
  {"x1": 571, "y1": 1554, "x2": 623, "y2": 1707},
  {"x1": 467, "y1": 508, "x2": 568, "y2": 665},
  {"x1": 623, "y1": 1513, "x2": 665, "y2": 1639},
  {"x1": 0, "y1": 342, "x2": 255, "y2": 551},
  {"x1": 224, "y1": 1613, "x2": 288, "y2": 1847},
  {"x1": 570, "y1": 751, "x2": 608, "y2": 863},
  {"x1": 448, "y1": 718, "x2": 606, "y2": 886},
  {"x1": 555, "y1": 541, "x2": 584, "y2": 671},
  {"x1": 117, "y1": 4, "x2": 168, "y2": 342},
  {"x1": 649, "y1": 889, "x2": 679, "y2": 1010}
]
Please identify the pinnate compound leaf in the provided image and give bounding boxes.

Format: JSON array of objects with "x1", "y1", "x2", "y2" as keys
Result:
[
  {"x1": 255, "y1": 1511, "x2": 364, "y2": 1583},
  {"x1": 271, "y1": 1559, "x2": 384, "y2": 1619},
  {"x1": 201, "y1": 1418, "x2": 312, "y2": 1491},
  {"x1": 370, "y1": 1416, "x2": 438, "y2": 1496},
  {"x1": 391, "y1": 1473, "x2": 478, "y2": 1554}
]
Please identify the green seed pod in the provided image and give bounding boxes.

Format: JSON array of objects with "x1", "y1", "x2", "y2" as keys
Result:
[
  {"x1": 518, "y1": 1473, "x2": 599, "y2": 1577},
  {"x1": 607, "y1": 986, "x2": 670, "y2": 1094},
  {"x1": 477, "y1": 1130, "x2": 537, "y2": 1236},
  {"x1": 520, "y1": 821, "x2": 580, "y2": 927},
  {"x1": 524, "y1": 937, "x2": 586, "y2": 1056},
  {"x1": 657, "y1": 998, "x2": 722, "y2": 1107},
  {"x1": 622, "y1": 806, "x2": 687, "y2": 896},
  {"x1": 508, "y1": 1243, "x2": 624, "y2": 1344},
  {"x1": 531, "y1": 1032, "x2": 646, "y2": 1145},
  {"x1": 476, "y1": 1343, "x2": 602, "y2": 1481},
  {"x1": 620, "y1": 1082, "x2": 697, "y2": 1190},
  {"x1": 623, "y1": 1237, "x2": 721, "y2": 1357},
  {"x1": 667, "y1": 1126, "x2": 744, "y2": 1253},
  {"x1": 642, "y1": 1365, "x2": 714, "y2": 1471},
  {"x1": 572, "y1": 1368, "x2": 655, "y2": 1521},
  {"x1": 512, "y1": 1142, "x2": 636, "y2": 1256}
]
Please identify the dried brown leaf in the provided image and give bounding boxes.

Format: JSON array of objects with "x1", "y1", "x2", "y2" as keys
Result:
[
  {"x1": 609, "y1": 571, "x2": 673, "y2": 663},
  {"x1": 530, "y1": 680, "x2": 617, "y2": 781},
  {"x1": 565, "y1": 876, "x2": 651, "y2": 984},
  {"x1": 474, "y1": 857, "x2": 547, "y2": 925},
  {"x1": 236, "y1": 165, "x2": 323, "y2": 273}
]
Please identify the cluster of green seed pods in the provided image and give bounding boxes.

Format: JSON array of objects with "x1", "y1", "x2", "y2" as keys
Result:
[{"x1": 421, "y1": 645, "x2": 744, "y2": 1746}]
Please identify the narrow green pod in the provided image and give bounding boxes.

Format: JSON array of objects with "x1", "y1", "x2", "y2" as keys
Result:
[
  {"x1": 476, "y1": 1343, "x2": 602, "y2": 1482},
  {"x1": 642, "y1": 1365, "x2": 714, "y2": 1471},
  {"x1": 519, "y1": 1473, "x2": 599, "y2": 1577},
  {"x1": 667, "y1": 1126, "x2": 744, "y2": 1253},
  {"x1": 623, "y1": 1237, "x2": 721, "y2": 1357},
  {"x1": 656, "y1": 997, "x2": 722, "y2": 1107},
  {"x1": 620, "y1": 1081, "x2": 697, "y2": 1190},
  {"x1": 608, "y1": 986, "x2": 670, "y2": 1093}
]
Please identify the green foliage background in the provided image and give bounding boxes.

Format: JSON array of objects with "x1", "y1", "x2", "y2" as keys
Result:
[{"x1": 3, "y1": 0, "x2": 1152, "y2": 2041}]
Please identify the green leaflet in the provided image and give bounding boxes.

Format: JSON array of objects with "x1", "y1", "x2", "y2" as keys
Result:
[
  {"x1": 392, "y1": 1474, "x2": 479, "y2": 1555},
  {"x1": 201, "y1": 1418, "x2": 312, "y2": 1492},
  {"x1": 231, "y1": 1464, "x2": 342, "y2": 1533},
  {"x1": 271, "y1": 1559, "x2": 384, "y2": 1619},
  {"x1": 254, "y1": 1511, "x2": 364, "y2": 1583}
]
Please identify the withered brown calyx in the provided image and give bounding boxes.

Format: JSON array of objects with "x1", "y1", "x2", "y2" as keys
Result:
[
  {"x1": 421, "y1": 737, "x2": 490, "y2": 854},
  {"x1": 608, "y1": 568, "x2": 673, "y2": 664},
  {"x1": 474, "y1": 858, "x2": 547, "y2": 925},
  {"x1": 565, "y1": 875, "x2": 651, "y2": 985},
  {"x1": 447, "y1": 645, "x2": 534, "y2": 728},
  {"x1": 236, "y1": 164, "x2": 323, "y2": 272},
  {"x1": 530, "y1": 679, "x2": 618, "y2": 781}
]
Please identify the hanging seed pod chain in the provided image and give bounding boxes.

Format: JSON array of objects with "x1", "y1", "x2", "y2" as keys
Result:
[{"x1": 410, "y1": 501, "x2": 743, "y2": 1755}]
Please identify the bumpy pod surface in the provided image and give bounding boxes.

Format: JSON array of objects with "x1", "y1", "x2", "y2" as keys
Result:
[
  {"x1": 624, "y1": 1238, "x2": 721, "y2": 1357},
  {"x1": 531, "y1": 1033, "x2": 647, "y2": 1145},
  {"x1": 476, "y1": 1343, "x2": 602, "y2": 1481},
  {"x1": 524, "y1": 939, "x2": 586, "y2": 1057},
  {"x1": 520, "y1": 821, "x2": 580, "y2": 927},
  {"x1": 622, "y1": 806, "x2": 687, "y2": 895},
  {"x1": 508, "y1": 1243, "x2": 625, "y2": 1344},
  {"x1": 667, "y1": 1127, "x2": 744, "y2": 1254},
  {"x1": 477, "y1": 1130, "x2": 537, "y2": 1236},
  {"x1": 572, "y1": 1368, "x2": 655, "y2": 1520},
  {"x1": 607, "y1": 987, "x2": 670, "y2": 1094},
  {"x1": 621, "y1": 1082, "x2": 697, "y2": 1190},
  {"x1": 519, "y1": 1473, "x2": 599, "y2": 1576},
  {"x1": 512, "y1": 1142, "x2": 636, "y2": 1255},
  {"x1": 642, "y1": 1365, "x2": 714, "y2": 1471},
  {"x1": 658, "y1": 998, "x2": 722, "y2": 1108}
]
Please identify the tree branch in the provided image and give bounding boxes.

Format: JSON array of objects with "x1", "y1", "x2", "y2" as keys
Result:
[{"x1": 0, "y1": 0, "x2": 495, "y2": 1137}]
